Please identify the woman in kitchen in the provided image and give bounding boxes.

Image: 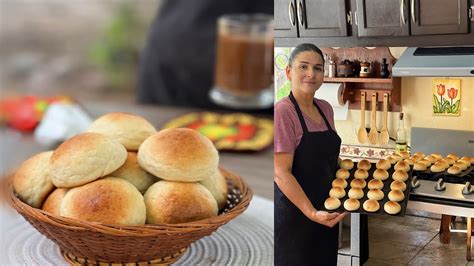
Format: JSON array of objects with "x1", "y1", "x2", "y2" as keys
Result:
[{"x1": 274, "y1": 43, "x2": 368, "y2": 265}]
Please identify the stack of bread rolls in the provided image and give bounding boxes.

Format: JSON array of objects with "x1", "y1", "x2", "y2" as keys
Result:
[{"x1": 13, "y1": 112, "x2": 228, "y2": 226}]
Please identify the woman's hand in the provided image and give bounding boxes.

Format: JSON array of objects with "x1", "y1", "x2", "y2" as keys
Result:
[{"x1": 310, "y1": 210, "x2": 347, "y2": 228}]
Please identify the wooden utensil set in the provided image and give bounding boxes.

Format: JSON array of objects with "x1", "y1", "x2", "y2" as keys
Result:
[{"x1": 358, "y1": 92, "x2": 390, "y2": 145}]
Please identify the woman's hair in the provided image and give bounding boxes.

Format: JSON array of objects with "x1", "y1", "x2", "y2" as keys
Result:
[{"x1": 288, "y1": 43, "x2": 324, "y2": 67}]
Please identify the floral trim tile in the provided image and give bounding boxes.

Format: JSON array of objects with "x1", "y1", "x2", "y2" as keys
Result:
[{"x1": 340, "y1": 144, "x2": 396, "y2": 161}]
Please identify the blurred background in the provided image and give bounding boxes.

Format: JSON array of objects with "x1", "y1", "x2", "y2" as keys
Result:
[{"x1": 1, "y1": 0, "x2": 159, "y2": 103}]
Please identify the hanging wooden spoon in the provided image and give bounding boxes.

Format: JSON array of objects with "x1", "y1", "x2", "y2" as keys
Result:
[
  {"x1": 379, "y1": 93, "x2": 390, "y2": 145},
  {"x1": 368, "y1": 93, "x2": 378, "y2": 144},
  {"x1": 357, "y1": 92, "x2": 368, "y2": 144}
]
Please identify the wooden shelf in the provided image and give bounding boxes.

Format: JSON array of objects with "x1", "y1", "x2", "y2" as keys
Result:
[{"x1": 324, "y1": 77, "x2": 393, "y2": 84}]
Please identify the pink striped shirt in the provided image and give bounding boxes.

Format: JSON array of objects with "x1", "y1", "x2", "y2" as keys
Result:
[{"x1": 274, "y1": 96, "x2": 336, "y2": 154}]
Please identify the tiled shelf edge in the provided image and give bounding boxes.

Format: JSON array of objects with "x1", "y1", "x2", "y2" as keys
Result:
[{"x1": 340, "y1": 144, "x2": 396, "y2": 161}]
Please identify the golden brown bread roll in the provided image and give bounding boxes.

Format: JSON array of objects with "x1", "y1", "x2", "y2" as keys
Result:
[
  {"x1": 430, "y1": 162, "x2": 446, "y2": 173},
  {"x1": 363, "y1": 199, "x2": 380, "y2": 212},
  {"x1": 50, "y1": 133, "x2": 127, "y2": 188},
  {"x1": 431, "y1": 153, "x2": 443, "y2": 160},
  {"x1": 384, "y1": 201, "x2": 401, "y2": 215},
  {"x1": 340, "y1": 159, "x2": 354, "y2": 170},
  {"x1": 446, "y1": 153, "x2": 459, "y2": 160},
  {"x1": 413, "y1": 162, "x2": 427, "y2": 171},
  {"x1": 335, "y1": 169, "x2": 350, "y2": 180},
  {"x1": 386, "y1": 156, "x2": 398, "y2": 164},
  {"x1": 447, "y1": 165, "x2": 462, "y2": 175},
  {"x1": 425, "y1": 155, "x2": 437, "y2": 164},
  {"x1": 87, "y1": 112, "x2": 157, "y2": 151},
  {"x1": 444, "y1": 157, "x2": 455, "y2": 166},
  {"x1": 373, "y1": 169, "x2": 389, "y2": 181},
  {"x1": 390, "y1": 180, "x2": 407, "y2": 191},
  {"x1": 324, "y1": 197, "x2": 341, "y2": 210},
  {"x1": 460, "y1": 156, "x2": 474, "y2": 164},
  {"x1": 410, "y1": 155, "x2": 423, "y2": 162},
  {"x1": 435, "y1": 159, "x2": 450, "y2": 169},
  {"x1": 61, "y1": 177, "x2": 146, "y2": 225},
  {"x1": 138, "y1": 128, "x2": 219, "y2": 182},
  {"x1": 348, "y1": 188, "x2": 364, "y2": 199},
  {"x1": 368, "y1": 179, "x2": 384, "y2": 190},
  {"x1": 357, "y1": 160, "x2": 371, "y2": 171},
  {"x1": 329, "y1": 187, "x2": 346, "y2": 199},
  {"x1": 109, "y1": 152, "x2": 158, "y2": 194},
  {"x1": 13, "y1": 151, "x2": 55, "y2": 208},
  {"x1": 332, "y1": 178, "x2": 348, "y2": 189},
  {"x1": 354, "y1": 169, "x2": 369, "y2": 180},
  {"x1": 454, "y1": 161, "x2": 468, "y2": 170},
  {"x1": 376, "y1": 159, "x2": 391, "y2": 170},
  {"x1": 144, "y1": 181, "x2": 218, "y2": 224},
  {"x1": 398, "y1": 151, "x2": 410, "y2": 159},
  {"x1": 344, "y1": 198, "x2": 360, "y2": 211},
  {"x1": 418, "y1": 159, "x2": 432, "y2": 167},
  {"x1": 199, "y1": 169, "x2": 229, "y2": 210},
  {"x1": 367, "y1": 189, "x2": 384, "y2": 201},
  {"x1": 458, "y1": 158, "x2": 472, "y2": 167},
  {"x1": 350, "y1": 178, "x2": 367, "y2": 189},
  {"x1": 394, "y1": 161, "x2": 410, "y2": 172},
  {"x1": 403, "y1": 159, "x2": 415, "y2": 165},
  {"x1": 413, "y1": 152, "x2": 425, "y2": 158},
  {"x1": 42, "y1": 188, "x2": 69, "y2": 216},
  {"x1": 392, "y1": 170, "x2": 408, "y2": 182},
  {"x1": 388, "y1": 190, "x2": 405, "y2": 202}
]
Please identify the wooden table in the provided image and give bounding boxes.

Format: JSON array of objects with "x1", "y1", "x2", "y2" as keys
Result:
[{"x1": 0, "y1": 101, "x2": 274, "y2": 200}]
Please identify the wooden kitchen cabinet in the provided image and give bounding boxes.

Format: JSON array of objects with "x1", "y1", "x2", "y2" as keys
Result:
[
  {"x1": 411, "y1": 0, "x2": 469, "y2": 35},
  {"x1": 275, "y1": 0, "x2": 298, "y2": 37},
  {"x1": 355, "y1": 0, "x2": 410, "y2": 37}
]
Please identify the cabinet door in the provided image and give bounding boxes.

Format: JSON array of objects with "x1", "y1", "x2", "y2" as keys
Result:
[
  {"x1": 275, "y1": 0, "x2": 299, "y2": 37},
  {"x1": 411, "y1": 0, "x2": 468, "y2": 35},
  {"x1": 298, "y1": 0, "x2": 348, "y2": 37},
  {"x1": 355, "y1": 0, "x2": 409, "y2": 37}
]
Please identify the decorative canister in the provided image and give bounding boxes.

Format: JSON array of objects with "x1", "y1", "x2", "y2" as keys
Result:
[
  {"x1": 359, "y1": 61, "x2": 371, "y2": 78},
  {"x1": 337, "y1": 60, "x2": 355, "y2": 77}
]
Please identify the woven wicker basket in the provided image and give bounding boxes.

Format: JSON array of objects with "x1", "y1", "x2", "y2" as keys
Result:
[{"x1": 7, "y1": 167, "x2": 252, "y2": 265}]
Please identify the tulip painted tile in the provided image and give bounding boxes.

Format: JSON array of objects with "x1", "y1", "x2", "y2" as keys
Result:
[{"x1": 432, "y1": 79, "x2": 461, "y2": 116}]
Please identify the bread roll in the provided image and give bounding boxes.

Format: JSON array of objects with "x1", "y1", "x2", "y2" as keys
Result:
[
  {"x1": 13, "y1": 151, "x2": 55, "y2": 208},
  {"x1": 199, "y1": 169, "x2": 228, "y2": 210},
  {"x1": 42, "y1": 188, "x2": 69, "y2": 216},
  {"x1": 444, "y1": 157, "x2": 455, "y2": 166},
  {"x1": 50, "y1": 133, "x2": 127, "y2": 188},
  {"x1": 344, "y1": 198, "x2": 360, "y2": 211},
  {"x1": 335, "y1": 169, "x2": 350, "y2": 180},
  {"x1": 390, "y1": 180, "x2": 407, "y2": 191},
  {"x1": 144, "y1": 181, "x2": 218, "y2": 224},
  {"x1": 394, "y1": 161, "x2": 410, "y2": 172},
  {"x1": 363, "y1": 199, "x2": 380, "y2": 212},
  {"x1": 329, "y1": 187, "x2": 346, "y2": 199},
  {"x1": 332, "y1": 178, "x2": 348, "y2": 189},
  {"x1": 367, "y1": 189, "x2": 384, "y2": 201},
  {"x1": 447, "y1": 165, "x2": 462, "y2": 175},
  {"x1": 418, "y1": 159, "x2": 432, "y2": 167},
  {"x1": 340, "y1": 159, "x2": 354, "y2": 170},
  {"x1": 392, "y1": 170, "x2": 408, "y2": 182},
  {"x1": 430, "y1": 162, "x2": 446, "y2": 173},
  {"x1": 324, "y1": 197, "x2": 341, "y2": 211},
  {"x1": 413, "y1": 162, "x2": 427, "y2": 171},
  {"x1": 354, "y1": 169, "x2": 369, "y2": 180},
  {"x1": 459, "y1": 158, "x2": 472, "y2": 167},
  {"x1": 368, "y1": 179, "x2": 384, "y2": 190},
  {"x1": 348, "y1": 188, "x2": 364, "y2": 199},
  {"x1": 425, "y1": 155, "x2": 437, "y2": 164},
  {"x1": 138, "y1": 128, "x2": 218, "y2": 182},
  {"x1": 436, "y1": 159, "x2": 449, "y2": 169},
  {"x1": 376, "y1": 159, "x2": 391, "y2": 170},
  {"x1": 357, "y1": 160, "x2": 371, "y2": 171},
  {"x1": 109, "y1": 152, "x2": 157, "y2": 194},
  {"x1": 386, "y1": 156, "x2": 398, "y2": 164},
  {"x1": 446, "y1": 153, "x2": 459, "y2": 160},
  {"x1": 454, "y1": 161, "x2": 468, "y2": 170},
  {"x1": 61, "y1": 177, "x2": 146, "y2": 225},
  {"x1": 460, "y1": 156, "x2": 474, "y2": 164},
  {"x1": 413, "y1": 152, "x2": 425, "y2": 158},
  {"x1": 373, "y1": 169, "x2": 389, "y2": 181},
  {"x1": 384, "y1": 201, "x2": 401, "y2": 215},
  {"x1": 398, "y1": 151, "x2": 410, "y2": 159},
  {"x1": 350, "y1": 178, "x2": 366, "y2": 189},
  {"x1": 403, "y1": 159, "x2": 415, "y2": 165},
  {"x1": 87, "y1": 112, "x2": 157, "y2": 151},
  {"x1": 431, "y1": 153, "x2": 443, "y2": 160},
  {"x1": 410, "y1": 155, "x2": 423, "y2": 162},
  {"x1": 388, "y1": 190, "x2": 405, "y2": 202}
]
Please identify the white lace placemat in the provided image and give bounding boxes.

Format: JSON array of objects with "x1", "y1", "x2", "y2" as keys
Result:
[{"x1": 0, "y1": 196, "x2": 274, "y2": 266}]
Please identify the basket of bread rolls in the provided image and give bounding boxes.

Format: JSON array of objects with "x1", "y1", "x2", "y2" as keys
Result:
[{"x1": 7, "y1": 112, "x2": 252, "y2": 265}]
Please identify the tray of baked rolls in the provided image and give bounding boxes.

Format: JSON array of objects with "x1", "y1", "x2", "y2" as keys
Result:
[
  {"x1": 323, "y1": 157, "x2": 413, "y2": 216},
  {"x1": 411, "y1": 153, "x2": 473, "y2": 184}
]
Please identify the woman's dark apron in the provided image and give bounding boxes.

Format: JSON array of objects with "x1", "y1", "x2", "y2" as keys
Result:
[{"x1": 275, "y1": 91, "x2": 342, "y2": 265}]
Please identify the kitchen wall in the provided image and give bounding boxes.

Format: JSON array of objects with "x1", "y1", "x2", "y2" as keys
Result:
[{"x1": 275, "y1": 47, "x2": 474, "y2": 147}]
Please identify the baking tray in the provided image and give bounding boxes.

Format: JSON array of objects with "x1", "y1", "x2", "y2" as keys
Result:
[
  {"x1": 322, "y1": 162, "x2": 413, "y2": 217},
  {"x1": 413, "y1": 165, "x2": 473, "y2": 184}
]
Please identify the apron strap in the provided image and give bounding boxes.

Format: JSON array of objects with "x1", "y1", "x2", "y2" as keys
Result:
[{"x1": 289, "y1": 91, "x2": 309, "y2": 133}]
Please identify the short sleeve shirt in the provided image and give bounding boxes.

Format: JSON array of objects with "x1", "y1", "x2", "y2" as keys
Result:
[{"x1": 274, "y1": 96, "x2": 336, "y2": 154}]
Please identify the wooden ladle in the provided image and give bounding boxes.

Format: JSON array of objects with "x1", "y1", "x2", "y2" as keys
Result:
[
  {"x1": 357, "y1": 92, "x2": 368, "y2": 144},
  {"x1": 368, "y1": 93, "x2": 378, "y2": 144},
  {"x1": 379, "y1": 93, "x2": 390, "y2": 145}
]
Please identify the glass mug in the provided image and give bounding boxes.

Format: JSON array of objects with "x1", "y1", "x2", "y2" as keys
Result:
[{"x1": 209, "y1": 14, "x2": 274, "y2": 109}]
